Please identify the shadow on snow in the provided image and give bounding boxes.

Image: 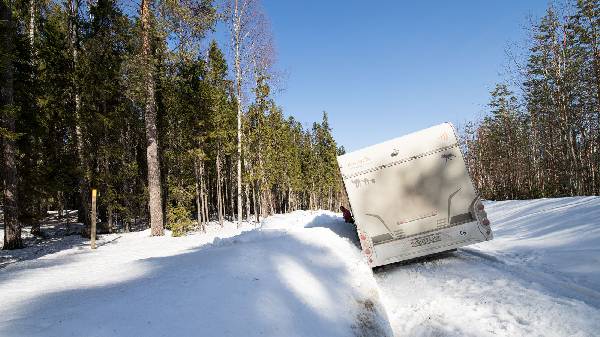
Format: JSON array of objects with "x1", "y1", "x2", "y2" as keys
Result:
[{"x1": 0, "y1": 228, "x2": 389, "y2": 337}]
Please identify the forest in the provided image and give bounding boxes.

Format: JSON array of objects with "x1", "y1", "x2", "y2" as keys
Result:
[
  {"x1": 462, "y1": 0, "x2": 600, "y2": 201},
  {"x1": 1, "y1": 0, "x2": 598, "y2": 251},
  {"x1": 0, "y1": 0, "x2": 345, "y2": 249}
]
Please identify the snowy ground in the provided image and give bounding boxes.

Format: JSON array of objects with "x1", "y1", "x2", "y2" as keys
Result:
[
  {"x1": 1, "y1": 197, "x2": 599, "y2": 337},
  {"x1": 376, "y1": 196, "x2": 600, "y2": 337},
  {"x1": 0, "y1": 214, "x2": 392, "y2": 337}
]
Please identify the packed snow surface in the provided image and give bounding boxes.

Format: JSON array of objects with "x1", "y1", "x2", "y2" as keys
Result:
[
  {"x1": 376, "y1": 196, "x2": 600, "y2": 337},
  {"x1": 0, "y1": 215, "x2": 391, "y2": 337},
  {"x1": 1, "y1": 197, "x2": 599, "y2": 337}
]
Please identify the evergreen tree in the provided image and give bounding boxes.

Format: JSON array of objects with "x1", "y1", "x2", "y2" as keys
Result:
[
  {"x1": 1, "y1": 0, "x2": 22, "y2": 249},
  {"x1": 464, "y1": 0, "x2": 600, "y2": 200},
  {"x1": 1, "y1": 0, "x2": 349, "y2": 246}
]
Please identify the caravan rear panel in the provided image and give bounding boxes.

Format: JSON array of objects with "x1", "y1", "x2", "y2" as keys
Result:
[{"x1": 337, "y1": 123, "x2": 492, "y2": 267}]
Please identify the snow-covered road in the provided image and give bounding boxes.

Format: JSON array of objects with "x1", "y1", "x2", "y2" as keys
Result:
[
  {"x1": 0, "y1": 214, "x2": 392, "y2": 337},
  {"x1": 1, "y1": 197, "x2": 598, "y2": 336},
  {"x1": 375, "y1": 197, "x2": 600, "y2": 337}
]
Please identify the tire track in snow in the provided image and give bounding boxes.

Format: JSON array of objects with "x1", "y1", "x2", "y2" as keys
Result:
[
  {"x1": 372, "y1": 251, "x2": 600, "y2": 337},
  {"x1": 459, "y1": 248, "x2": 600, "y2": 309}
]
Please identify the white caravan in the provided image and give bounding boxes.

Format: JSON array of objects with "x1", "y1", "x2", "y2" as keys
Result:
[{"x1": 337, "y1": 123, "x2": 492, "y2": 267}]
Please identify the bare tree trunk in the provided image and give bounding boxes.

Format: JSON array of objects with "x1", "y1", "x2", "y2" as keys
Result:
[
  {"x1": 216, "y1": 150, "x2": 223, "y2": 227},
  {"x1": 57, "y1": 191, "x2": 64, "y2": 219},
  {"x1": 208, "y1": 166, "x2": 213, "y2": 215},
  {"x1": 287, "y1": 186, "x2": 292, "y2": 212},
  {"x1": 31, "y1": 191, "x2": 44, "y2": 238},
  {"x1": 67, "y1": 0, "x2": 90, "y2": 229},
  {"x1": 107, "y1": 205, "x2": 113, "y2": 233},
  {"x1": 268, "y1": 189, "x2": 274, "y2": 215},
  {"x1": 253, "y1": 181, "x2": 259, "y2": 222},
  {"x1": 202, "y1": 164, "x2": 209, "y2": 224},
  {"x1": 1, "y1": 0, "x2": 22, "y2": 249},
  {"x1": 194, "y1": 157, "x2": 205, "y2": 231},
  {"x1": 194, "y1": 158, "x2": 204, "y2": 229},
  {"x1": 245, "y1": 183, "x2": 250, "y2": 221},
  {"x1": 229, "y1": 163, "x2": 235, "y2": 220},
  {"x1": 203, "y1": 188, "x2": 209, "y2": 224},
  {"x1": 140, "y1": 0, "x2": 163, "y2": 236},
  {"x1": 223, "y1": 167, "x2": 227, "y2": 221},
  {"x1": 232, "y1": 0, "x2": 243, "y2": 225},
  {"x1": 261, "y1": 186, "x2": 269, "y2": 217}
]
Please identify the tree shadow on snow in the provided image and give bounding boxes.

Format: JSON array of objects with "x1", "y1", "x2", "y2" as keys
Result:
[
  {"x1": 304, "y1": 213, "x2": 361, "y2": 249},
  {"x1": 0, "y1": 229, "x2": 90, "y2": 270},
  {"x1": 0, "y1": 230, "x2": 391, "y2": 337}
]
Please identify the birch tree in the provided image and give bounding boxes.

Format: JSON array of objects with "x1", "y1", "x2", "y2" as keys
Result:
[
  {"x1": 225, "y1": 0, "x2": 274, "y2": 224},
  {"x1": 1, "y1": 0, "x2": 22, "y2": 249}
]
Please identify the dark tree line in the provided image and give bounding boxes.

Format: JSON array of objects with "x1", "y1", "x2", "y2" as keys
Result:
[
  {"x1": 0, "y1": 0, "x2": 345, "y2": 248},
  {"x1": 463, "y1": 0, "x2": 600, "y2": 200}
]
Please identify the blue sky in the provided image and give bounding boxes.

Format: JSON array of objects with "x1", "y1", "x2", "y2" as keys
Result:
[{"x1": 260, "y1": 0, "x2": 550, "y2": 151}]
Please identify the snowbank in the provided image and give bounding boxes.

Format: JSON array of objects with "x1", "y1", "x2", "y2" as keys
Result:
[
  {"x1": 0, "y1": 215, "x2": 392, "y2": 337},
  {"x1": 376, "y1": 196, "x2": 600, "y2": 337}
]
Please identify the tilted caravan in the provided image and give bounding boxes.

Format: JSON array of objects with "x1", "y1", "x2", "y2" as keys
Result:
[{"x1": 337, "y1": 123, "x2": 492, "y2": 267}]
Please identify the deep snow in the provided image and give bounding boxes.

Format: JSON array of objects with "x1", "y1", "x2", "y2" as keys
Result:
[
  {"x1": 1, "y1": 197, "x2": 599, "y2": 337},
  {"x1": 376, "y1": 197, "x2": 600, "y2": 337},
  {"x1": 0, "y1": 215, "x2": 391, "y2": 337}
]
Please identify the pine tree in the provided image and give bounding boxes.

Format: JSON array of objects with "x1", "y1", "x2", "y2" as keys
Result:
[
  {"x1": 205, "y1": 41, "x2": 236, "y2": 226},
  {"x1": 80, "y1": 0, "x2": 136, "y2": 234},
  {"x1": 464, "y1": 1, "x2": 600, "y2": 200},
  {"x1": 0, "y1": 0, "x2": 350, "y2": 247},
  {"x1": 138, "y1": 0, "x2": 164, "y2": 236},
  {"x1": 1, "y1": 0, "x2": 23, "y2": 249}
]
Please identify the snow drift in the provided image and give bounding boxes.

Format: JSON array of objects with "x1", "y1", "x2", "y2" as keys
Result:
[{"x1": 0, "y1": 215, "x2": 392, "y2": 337}]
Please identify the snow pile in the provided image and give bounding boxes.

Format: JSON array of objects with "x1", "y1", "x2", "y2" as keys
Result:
[
  {"x1": 376, "y1": 196, "x2": 600, "y2": 337},
  {"x1": 0, "y1": 214, "x2": 391, "y2": 337},
  {"x1": 260, "y1": 210, "x2": 359, "y2": 245}
]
